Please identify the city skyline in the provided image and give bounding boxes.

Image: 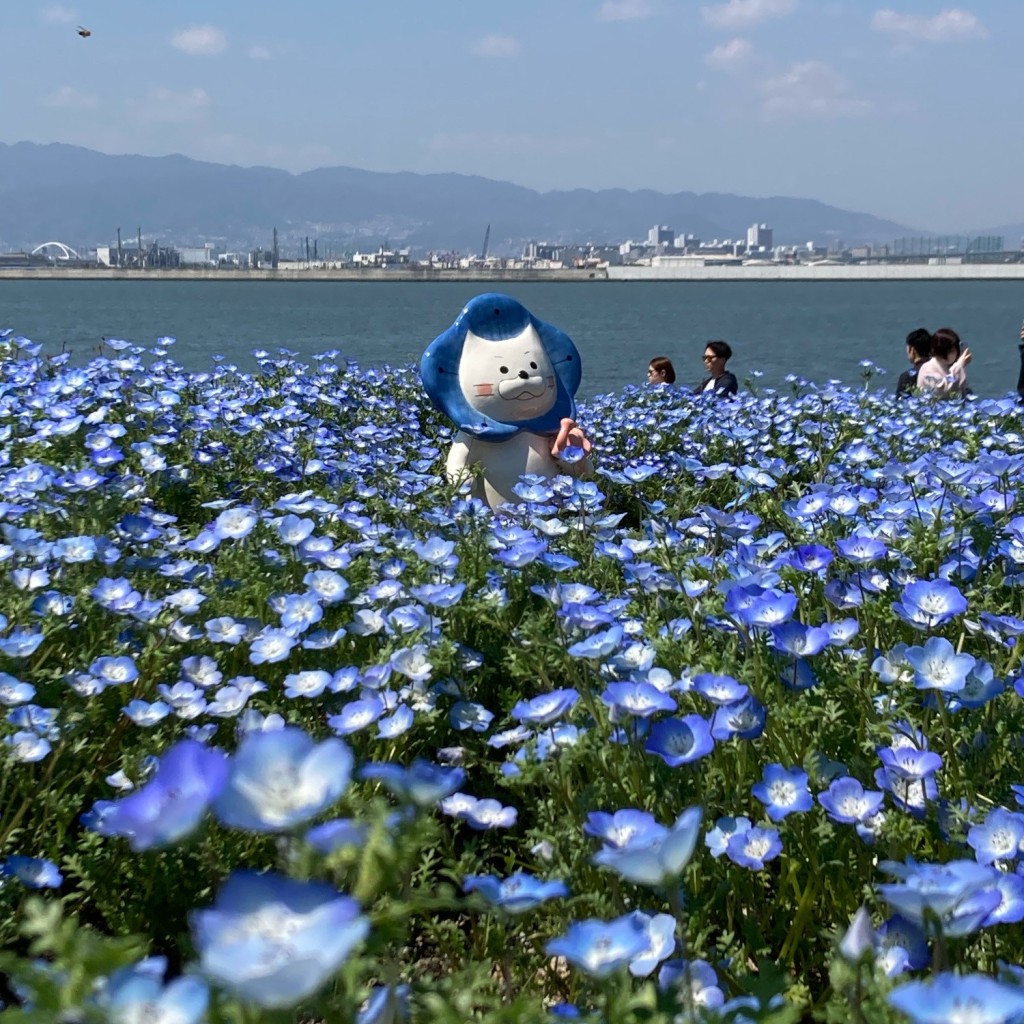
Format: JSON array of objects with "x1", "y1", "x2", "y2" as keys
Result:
[{"x1": 1, "y1": 1, "x2": 1017, "y2": 232}]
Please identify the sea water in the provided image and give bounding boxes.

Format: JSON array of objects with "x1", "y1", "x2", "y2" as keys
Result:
[{"x1": 1, "y1": 278, "x2": 1022, "y2": 399}]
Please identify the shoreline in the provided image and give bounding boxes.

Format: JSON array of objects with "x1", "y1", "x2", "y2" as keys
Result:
[{"x1": 3, "y1": 264, "x2": 1024, "y2": 282}]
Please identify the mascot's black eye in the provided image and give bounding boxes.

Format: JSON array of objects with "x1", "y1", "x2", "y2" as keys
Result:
[
  {"x1": 494, "y1": 308, "x2": 501, "y2": 316},
  {"x1": 499, "y1": 366, "x2": 509, "y2": 374},
  {"x1": 530, "y1": 362, "x2": 537, "y2": 370}
]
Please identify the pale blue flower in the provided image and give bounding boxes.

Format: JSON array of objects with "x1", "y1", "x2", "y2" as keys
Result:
[
  {"x1": 888, "y1": 973, "x2": 1024, "y2": 1024},
  {"x1": 191, "y1": 872, "x2": 369, "y2": 1009},
  {"x1": 752, "y1": 764, "x2": 813, "y2": 821},
  {"x1": 213, "y1": 727, "x2": 353, "y2": 832},
  {"x1": 546, "y1": 915, "x2": 649, "y2": 978}
]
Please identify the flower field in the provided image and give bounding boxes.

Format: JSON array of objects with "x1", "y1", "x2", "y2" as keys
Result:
[{"x1": 3, "y1": 330, "x2": 1024, "y2": 1022}]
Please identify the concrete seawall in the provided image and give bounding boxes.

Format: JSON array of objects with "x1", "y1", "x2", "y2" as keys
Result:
[{"x1": 2, "y1": 264, "x2": 1024, "y2": 282}]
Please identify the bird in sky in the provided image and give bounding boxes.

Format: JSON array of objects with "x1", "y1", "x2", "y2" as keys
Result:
[{"x1": 77, "y1": 26, "x2": 91, "y2": 38}]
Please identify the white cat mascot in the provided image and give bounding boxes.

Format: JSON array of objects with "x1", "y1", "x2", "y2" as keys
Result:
[{"x1": 420, "y1": 293, "x2": 592, "y2": 511}]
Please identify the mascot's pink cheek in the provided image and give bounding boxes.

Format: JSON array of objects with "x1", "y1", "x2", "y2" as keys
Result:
[
  {"x1": 474, "y1": 383, "x2": 495, "y2": 397},
  {"x1": 547, "y1": 376, "x2": 555, "y2": 387}
]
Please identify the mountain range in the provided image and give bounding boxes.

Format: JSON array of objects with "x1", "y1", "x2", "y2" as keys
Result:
[{"x1": 1, "y1": 140, "x2": 1017, "y2": 256}]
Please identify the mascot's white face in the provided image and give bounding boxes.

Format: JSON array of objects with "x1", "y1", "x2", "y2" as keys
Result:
[{"x1": 458, "y1": 323, "x2": 557, "y2": 422}]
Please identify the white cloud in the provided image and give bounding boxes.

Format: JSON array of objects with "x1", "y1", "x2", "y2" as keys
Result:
[
  {"x1": 705, "y1": 37, "x2": 753, "y2": 70},
  {"x1": 598, "y1": 0, "x2": 653, "y2": 21},
  {"x1": 248, "y1": 44, "x2": 271, "y2": 60},
  {"x1": 702, "y1": 0, "x2": 796, "y2": 30},
  {"x1": 871, "y1": 8, "x2": 988, "y2": 43},
  {"x1": 127, "y1": 88, "x2": 210, "y2": 124},
  {"x1": 760, "y1": 60, "x2": 870, "y2": 118},
  {"x1": 40, "y1": 86, "x2": 98, "y2": 110},
  {"x1": 470, "y1": 34, "x2": 519, "y2": 57},
  {"x1": 170, "y1": 25, "x2": 227, "y2": 56},
  {"x1": 42, "y1": 5, "x2": 76, "y2": 24}
]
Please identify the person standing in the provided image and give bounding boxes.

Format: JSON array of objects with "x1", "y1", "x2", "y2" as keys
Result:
[
  {"x1": 896, "y1": 328, "x2": 932, "y2": 397},
  {"x1": 1017, "y1": 322, "x2": 1024, "y2": 401},
  {"x1": 917, "y1": 327, "x2": 971, "y2": 396},
  {"x1": 696, "y1": 340, "x2": 737, "y2": 398}
]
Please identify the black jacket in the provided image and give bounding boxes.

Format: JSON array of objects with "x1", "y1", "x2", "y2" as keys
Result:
[
  {"x1": 896, "y1": 367, "x2": 919, "y2": 397},
  {"x1": 696, "y1": 371, "x2": 738, "y2": 398}
]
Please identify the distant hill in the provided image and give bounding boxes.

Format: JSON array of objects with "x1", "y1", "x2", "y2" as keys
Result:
[{"x1": 0, "y1": 140, "x2": 918, "y2": 255}]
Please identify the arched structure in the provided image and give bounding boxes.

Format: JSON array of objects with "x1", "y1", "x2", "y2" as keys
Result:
[{"x1": 31, "y1": 241, "x2": 81, "y2": 261}]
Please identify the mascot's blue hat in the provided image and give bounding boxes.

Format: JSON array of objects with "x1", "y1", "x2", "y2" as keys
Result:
[{"x1": 420, "y1": 293, "x2": 582, "y2": 442}]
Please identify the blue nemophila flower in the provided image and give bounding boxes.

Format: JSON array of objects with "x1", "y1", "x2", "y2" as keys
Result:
[
  {"x1": 600, "y1": 681, "x2": 676, "y2": 719},
  {"x1": 878, "y1": 860, "x2": 1001, "y2": 937},
  {"x1": 1, "y1": 855, "x2": 63, "y2": 889},
  {"x1": 771, "y1": 620, "x2": 830, "y2": 658},
  {"x1": 390, "y1": 644, "x2": 433, "y2": 682},
  {"x1": 276, "y1": 514, "x2": 315, "y2": 546},
  {"x1": 211, "y1": 506, "x2": 259, "y2": 541},
  {"x1": 786, "y1": 544, "x2": 834, "y2": 574},
  {"x1": 567, "y1": 625, "x2": 624, "y2": 659},
  {"x1": 645, "y1": 716, "x2": 714, "y2": 767},
  {"x1": 306, "y1": 818, "x2": 370, "y2": 854},
  {"x1": 280, "y1": 593, "x2": 323, "y2": 632},
  {"x1": 86, "y1": 739, "x2": 228, "y2": 851},
  {"x1": 377, "y1": 704, "x2": 414, "y2": 739},
  {"x1": 876, "y1": 914, "x2": 929, "y2": 977},
  {"x1": 412, "y1": 535, "x2": 456, "y2": 565},
  {"x1": 123, "y1": 699, "x2": 171, "y2": 727},
  {"x1": 545, "y1": 915, "x2": 649, "y2": 978},
  {"x1": 440, "y1": 792, "x2": 518, "y2": 830},
  {"x1": 283, "y1": 669, "x2": 332, "y2": 699},
  {"x1": 893, "y1": 578, "x2": 968, "y2": 632},
  {"x1": 205, "y1": 616, "x2": 248, "y2": 645},
  {"x1": 0, "y1": 629, "x2": 44, "y2": 659},
  {"x1": 903, "y1": 635, "x2": 975, "y2": 692},
  {"x1": 693, "y1": 673, "x2": 748, "y2": 705},
  {"x1": 983, "y1": 872, "x2": 1024, "y2": 926},
  {"x1": 213, "y1": 727, "x2": 353, "y2": 832},
  {"x1": 95, "y1": 958, "x2": 208, "y2": 1024},
  {"x1": 249, "y1": 627, "x2": 297, "y2": 665},
  {"x1": 628, "y1": 911, "x2": 677, "y2": 977},
  {"x1": 949, "y1": 661, "x2": 1005, "y2": 711},
  {"x1": 968, "y1": 809, "x2": 1024, "y2": 866},
  {"x1": 360, "y1": 759, "x2": 465, "y2": 806},
  {"x1": 191, "y1": 871, "x2": 369, "y2": 1009},
  {"x1": 710, "y1": 694, "x2": 766, "y2": 742},
  {"x1": 450, "y1": 700, "x2": 494, "y2": 732},
  {"x1": 584, "y1": 809, "x2": 665, "y2": 849},
  {"x1": 726, "y1": 826, "x2": 782, "y2": 870},
  {"x1": 463, "y1": 871, "x2": 569, "y2": 913},
  {"x1": 593, "y1": 807, "x2": 702, "y2": 886},
  {"x1": 511, "y1": 689, "x2": 579, "y2": 725},
  {"x1": 836, "y1": 531, "x2": 888, "y2": 565},
  {"x1": 5, "y1": 730, "x2": 52, "y2": 762},
  {"x1": 818, "y1": 777, "x2": 885, "y2": 825},
  {"x1": 658, "y1": 958, "x2": 725, "y2": 1011},
  {"x1": 752, "y1": 764, "x2": 813, "y2": 821},
  {"x1": 329, "y1": 695, "x2": 386, "y2": 736},
  {"x1": 0, "y1": 673, "x2": 35, "y2": 706},
  {"x1": 888, "y1": 972, "x2": 1024, "y2": 1024},
  {"x1": 303, "y1": 569, "x2": 350, "y2": 605},
  {"x1": 705, "y1": 816, "x2": 752, "y2": 858},
  {"x1": 738, "y1": 589, "x2": 798, "y2": 629},
  {"x1": 357, "y1": 984, "x2": 411, "y2": 1024}
]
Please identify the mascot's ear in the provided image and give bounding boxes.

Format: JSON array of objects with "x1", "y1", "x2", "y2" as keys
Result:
[{"x1": 420, "y1": 293, "x2": 583, "y2": 441}]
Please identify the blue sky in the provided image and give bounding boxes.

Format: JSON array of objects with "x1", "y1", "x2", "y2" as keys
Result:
[{"x1": 2, "y1": 1, "x2": 1017, "y2": 231}]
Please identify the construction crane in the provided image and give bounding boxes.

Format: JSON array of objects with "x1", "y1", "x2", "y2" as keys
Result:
[{"x1": 481, "y1": 224, "x2": 490, "y2": 262}]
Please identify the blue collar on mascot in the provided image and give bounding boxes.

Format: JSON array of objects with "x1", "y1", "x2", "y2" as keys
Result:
[{"x1": 420, "y1": 293, "x2": 582, "y2": 442}]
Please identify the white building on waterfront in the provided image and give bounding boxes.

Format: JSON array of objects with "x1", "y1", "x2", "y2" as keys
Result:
[{"x1": 747, "y1": 223, "x2": 773, "y2": 250}]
